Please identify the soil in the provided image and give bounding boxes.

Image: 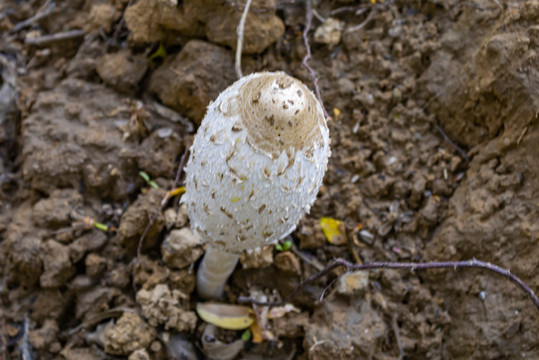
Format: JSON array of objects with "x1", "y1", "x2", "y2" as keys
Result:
[{"x1": 1, "y1": 0, "x2": 538, "y2": 359}]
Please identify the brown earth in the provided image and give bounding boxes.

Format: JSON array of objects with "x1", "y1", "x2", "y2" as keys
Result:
[{"x1": 0, "y1": 0, "x2": 538, "y2": 359}]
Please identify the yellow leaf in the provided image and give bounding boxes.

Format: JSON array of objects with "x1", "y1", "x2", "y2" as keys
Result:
[
  {"x1": 332, "y1": 107, "x2": 341, "y2": 120},
  {"x1": 168, "y1": 186, "x2": 186, "y2": 198},
  {"x1": 320, "y1": 217, "x2": 347, "y2": 245},
  {"x1": 196, "y1": 303, "x2": 255, "y2": 330},
  {"x1": 250, "y1": 322, "x2": 263, "y2": 343}
]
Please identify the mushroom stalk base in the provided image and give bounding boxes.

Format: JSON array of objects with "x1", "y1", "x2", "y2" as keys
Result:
[{"x1": 196, "y1": 247, "x2": 239, "y2": 299}]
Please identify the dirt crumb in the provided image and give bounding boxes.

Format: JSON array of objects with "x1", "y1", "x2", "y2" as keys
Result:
[
  {"x1": 272, "y1": 311, "x2": 309, "y2": 339},
  {"x1": 85, "y1": 3, "x2": 121, "y2": 33},
  {"x1": 69, "y1": 231, "x2": 108, "y2": 263},
  {"x1": 96, "y1": 50, "x2": 149, "y2": 93},
  {"x1": 60, "y1": 347, "x2": 102, "y2": 360},
  {"x1": 304, "y1": 298, "x2": 386, "y2": 359},
  {"x1": 31, "y1": 290, "x2": 69, "y2": 323},
  {"x1": 274, "y1": 251, "x2": 301, "y2": 276},
  {"x1": 2, "y1": 0, "x2": 538, "y2": 359},
  {"x1": 118, "y1": 188, "x2": 166, "y2": 251},
  {"x1": 28, "y1": 319, "x2": 59, "y2": 352},
  {"x1": 40, "y1": 240, "x2": 75, "y2": 288},
  {"x1": 164, "y1": 203, "x2": 189, "y2": 229},
  {"x1": 136, "y1": 284, "x2": 197, "y2": 333},
  {"x1": 85, "y1": 253, "x2": 107, "y2": 278},
  {"x1": 32, "y1": 189, "x2": 82, "y2": 229},
  {"x1": 240, "y1": 245, "x2": 274, "y2": 269},
  {"x1": 314, "y1": 18, "x2": 344, "y2": 49},
  {"x1": 104, "y1": 312, "x2": 156, "y2": 356},
  {"x1": 76, "y1": 287, "x2": 121, "y2": 322},
  {"x1": 336, "y1": 271, "x2": 369, "y2": 297},
  {"x1": 128, "y1": 348, "x2": 151, "y2": 360},
  {"x1": 124, "y1": 0, "x2": 204, "y2": 43},
  {"x1": 149, "y1": 40, "x2": 235, "y2": 124},
  {"x1": 297, "y1": 218, "x2": 326, "y2": 249},
  {"x1": 161, "y1": 228, "x2": 204, "y2": 269},
  {"x1": 8, "y1": 234, "x2": 43, "y2": 287},
  {"x1": 204, "y1": 1, "x2": 285, "y2": 54}
]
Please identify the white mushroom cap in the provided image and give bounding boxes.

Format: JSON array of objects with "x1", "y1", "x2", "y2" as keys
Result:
[{"x1": 183, "y1": 72, "x2": 330, "y2": 254}]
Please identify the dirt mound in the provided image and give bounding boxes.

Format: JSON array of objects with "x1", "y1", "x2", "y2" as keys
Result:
[{"x1": 0, "y1": 0, "x2": 537, "y2": 359}]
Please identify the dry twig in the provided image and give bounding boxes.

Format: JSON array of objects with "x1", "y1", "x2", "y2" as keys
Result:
[
  {"x1": 435, "y1": 124, "x2": 470, "y2": 163},
  {"x1": 12, "y1": 0, "x2": 57, "y2": 33},
  {"x1": 20, "y1": 314, "x2": 31, "y2": 360},
  {"x1": 290, "y1": 244, "x2": 324, "y2": 272},
  {"x1": 238, "y1": 258, "x2": 539, "y2": 313},
  {"x1": 392, "y1": 314, "x2": 404, "y2": 360},
  {"x1": 346, "y1": 7, "x2": 376, "y2": 33},
  {"x1": 132, "y1": 146, "x2": 190, "y2": 293},
  {"x1": 235, "y1": 0, "x2": 253, "y2": 78},
  {"x1": 25, "y1": 29, "x2": 84, "y2": 46},
  {"x1": 302, "y1": 0, "x2": 329, "y2": 119}
]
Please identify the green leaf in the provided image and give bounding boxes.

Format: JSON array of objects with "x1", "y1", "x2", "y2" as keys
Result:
[
  {"x1": 139, "y1": 171, "x2": 151, "y2": 182},
  {"x1": 149, "y1": 43, "x2": 167, "y2": 61},
  {"x1": 282, "y1": 240, "x2": 292, "y2": 251},
  {"x1": 241, "y1": 329, "x2": 252, "y2": 342}
]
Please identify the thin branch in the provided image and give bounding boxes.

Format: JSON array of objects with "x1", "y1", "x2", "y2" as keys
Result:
[
  {"x1": 20, "y1": 313, "x2": 31, "y2": 360},
  {"x1": 238, "y1": 258, "x2": 539, "y2": 313},
  {"x1": 132, "y1": 146, "x2": 190, "y2": 293},
  {"x1": 302, "y1": 0, "x2": 329, "y2": 119},
  {"x1": 25, "y1": 29, "x2": 84, "y2": 46},
  {"x1": 12, "y1": 0, "x2": 57, "y2": 33},
  {"x1": 346, "y1": 7, "x2": 375, "y2": 33},
  {"x1": 111, "y1": 0, "x2": 134, "y2": 47},
  {"x1": 235, "y1": 0, "x2": 253, "y2": 79},
  {"x1": 290, "y1": 244, "x2": 324, "y2": 272},
  {"x1": 435, "y1": 124, "x2": 470, "y2": 163},
  {"x1": 392, "y1": 314, "x2": 404, "y2": 360}
]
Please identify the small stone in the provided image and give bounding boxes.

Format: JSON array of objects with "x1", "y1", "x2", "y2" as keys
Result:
[
  {"x1": 61, "y1": 347, "x2": 102, "y2": 360},
  {"x1": 161, "y1": 228, "x2": 204, "y2": 269},
  {"x1": 128, "y1": 349, "x2": 150, "y2": 360},
  {"x1": 28, "y1": 319, "x2": 59, "y2": 351},
  {"x1": 104, "y1": 313, "x2": 156, "y2": 356},
  {"x1": 164, "y1": 208, "x2": 177, "y2": 229},
  {"x1": 337, "y1": 77, "x2": 355, "y2": 96},
  {"x1": 297, "y1": 218, "x2": 326, "y2": 249},
  {"x1": 388, "y1": 26, "x2": 402, "y2": 38},
  {"x1": 85, "y1": 4, "x2": 121, "y2": 33},
  {"x1": 421, "y1": 196, "x2": 441, "y2": 224},
  {"x1": 164, "y1": 204, "x2": 189, "y2": 229},
  {"x1": 336, "y1": 271, "x2": 369, "y2": 296},
  {"x1": 314, "y1": 17, "x2": 344, "y2": 49},
  {"x1": 432, "y1": 179, "x2": 451, "y2": 196},
  {"x1": 274, "y1": 252, "x2": 301, "y2": 276},
  {"x1": 85, "y1": 253, "x2": 107, "y2": 278}
]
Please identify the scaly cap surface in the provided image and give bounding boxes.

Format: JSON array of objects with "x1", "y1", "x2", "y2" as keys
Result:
[{"x1": 183, "y1": 72, "x2": 330, "y2": 254}]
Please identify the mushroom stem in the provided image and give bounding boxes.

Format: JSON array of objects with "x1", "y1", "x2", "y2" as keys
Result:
[{"x1": 196, "y1": 246, "x2": 239, "y2": 299}]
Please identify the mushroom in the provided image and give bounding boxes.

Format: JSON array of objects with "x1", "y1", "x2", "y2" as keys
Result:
[{"x1": 183, "y1": 72, "x2": 330, "y2": 299}]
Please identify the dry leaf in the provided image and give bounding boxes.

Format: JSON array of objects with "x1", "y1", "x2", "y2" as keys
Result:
[{"x1": 196, "y1": 302, "x2": 255, "y2": 330}]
